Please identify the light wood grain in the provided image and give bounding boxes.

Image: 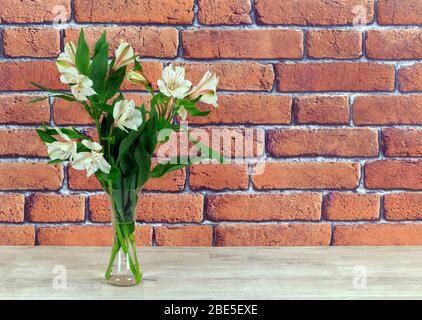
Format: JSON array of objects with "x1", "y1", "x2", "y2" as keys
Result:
[{"x1": 1, "y1": 246, "x2": 422, "y2": 299}]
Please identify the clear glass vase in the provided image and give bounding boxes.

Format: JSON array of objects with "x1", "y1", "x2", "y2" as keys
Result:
[{"x1": 105, "y1": 188, "x2": 142, "y2": 286}]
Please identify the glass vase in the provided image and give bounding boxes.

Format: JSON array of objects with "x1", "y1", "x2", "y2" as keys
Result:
[{"x1": 105, "y1": 188, "x2": 142, "y2": 286}]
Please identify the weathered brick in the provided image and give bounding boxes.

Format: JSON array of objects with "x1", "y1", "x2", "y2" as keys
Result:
[
  {"x1": 198, "y1": 0, "x2": 251, "y2": 24},
  {"x1": 252, "y1": 162, "x2": 360, "y2": 190},
  {"x1": 74, "y1": 0, "x2": 194, "y2": 24},
  {"x1": 26, "y1": 194, "x2": 85, "y2": 222},
  {"x1": 323, "y1": 193, "x2": 380, "y2": 221},
  {"x1": 366, "y1": 30, "x2": 422, "y2": 59},
  {"x1": 0, "y1": 0, "x2": 71, "y2": 23},
  {"x1": 0, "y1": 194, "x2": 25, "y2": 223},
  {"x1": 378, "y1": 0, "x2": 422, "y2": 25},
  {"x1": 188, "y1": 95, "x2": 291, "y2": 125},
  {"x1": 183, "y1": 29, "x2": 303, "y2": 59},
  {"x1": 255, "y1": 0, "x2": 374, "y2": 25},
  {"x1": 0, "y1": 95, "x2": 50, "y2": 125},
  {"x1": 190, "y1": 163, "x2": 248, "y2": 191},
  {"x1": 365, "y1": 160, "x2": 422, "y2": 190},
  {"x1": 3, "y1": 28, "x2": 61, "y2": 58},
  {"x1": 0, "y1": 129, "x2": 47, "y2": 158},
  {"x1": 384, "y1": 193, "x2": 422, "y2": 220},
  {"x1": 0, "y1": 225, "x2": 35, "y2": 245},
  {"x1": 267, "y1": 128, "x2": 378, "y2": 157},
  {"x1": 207, "y1": 193, "x2": 322, "y2": 221},
  {"x1": 294, "y1": 96, "x2": 349, "y2": 125},
  {"x1": 155, "y1": 226, "x2": 213, "y2": 246},
  {"x1": 398, "y1": 64, "x2": 422, "y2": 92},
  {"x1": 37, "y1": 225, "x2": 152, "y2": 246},
  {"x1": 184, "y1": 62, "x2": 274, "y2": 91},
  {"x1": 215, "y1": 224, "x2": 331, "y2": 246},
  {"x1": 0, "y1": 61, "x2": 65, "y2": 91},
  {"x1": 276, "y1": 63, "x2": 395, "y2": 92},
  {"x1": 0, "y1": 163, "x2": 63, "y2": 191},
  {"x1": 65, "y1": 27, "x2": 178, "y2": 58},
  {"x1": 382, "y1": 129, "x2": 422, "y2": 157},
  {"x1": 307, "y1": 30, "x2": 362, "y2": 59},
  {"x1": 333, "y1": 224, "x2": 422, "y2": 245},
  {"x1": 89, "y1": 194, "x2": 204, "y2": 223},
  {"x1": 353, "y1": 96, "x2": 422, "y2": 125}
]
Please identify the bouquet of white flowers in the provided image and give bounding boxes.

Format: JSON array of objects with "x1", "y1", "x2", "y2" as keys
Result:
[{"x1": 32, "y1": 29, "x2": 222, "y2": 286}]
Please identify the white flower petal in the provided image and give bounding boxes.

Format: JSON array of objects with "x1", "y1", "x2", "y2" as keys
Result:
[{"x1": 82, "y1": 140, "x2": 102, "y2": 152}]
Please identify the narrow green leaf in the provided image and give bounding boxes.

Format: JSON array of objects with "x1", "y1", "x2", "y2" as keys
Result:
[
  {"x1": 89, "y1": 37, "x2": 109, "y2": 98},
  {"x1": 75, "y1": 29, "x2": 90, "y2": 76},
  {"x1": 36, "y1": 129, "x2": 56, "y2": 143}
]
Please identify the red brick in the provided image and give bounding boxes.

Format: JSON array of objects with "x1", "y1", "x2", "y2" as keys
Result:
[
  {"x1": 155, "y1": 226, "x2": 213, "y2": 246},
  {"x1": 252, "y1": 162, "x2": 360, "y2": 190},
  {"x1": 26, "y1": 194, "x2": 85, "y2": 222},
  {"x1": 365, "y1": 160, "x2": 422, "y2": 190},
  {"x1": 276, "y1": 63, "x2": 395, "y2": 92},
  {"x1": 0, "y1": 129, "x2": 47, "y2": 157},
  {"x1": 122, "y1": 61, "x2": 163, "y2": 91},
  {"x1": 89, "y1": 194, "x2": 204, "y2": 223},
  {"x1": 74, "y1": 0, "x2": 194, "y2": 24},
  {"x1": 382, "y1": 129, "x2": 422, "y2": 157},
  {"x1": 3, "y1": 28, "x2": 60, "y2": 58},
  {"x1": 53, "y1": 99, "x2": 93, "y2": 125},
  {"x1": 398, "y1": 64, "x2": 422, "y2": 92},
  {"x1": 323, "y1": 193, "x2": 380, "y2": 221},
  {"x1": 207, "y1": 193, "x2": 322, "y2": 221},
  {"x1": 333, "y1": 224, "x2": 422, "y2": 245},
  {"x1": 184, "y1": 62, "x2": 274, "y2": 91},
  {"x1": 65, "y1": 27, "x2": 178, "y2": 58},
  {"x1": 188, "y1": 95, "x2": 291, "y2": 125},
  {"x1": 180, "y1": 127, "x2": 264, "y2": 159},
  {"x1": 190, "y1": 163, "x2": 248, "y2": 191},
  {"x1": 267, "y1": 128, "x2": 378, "y2": 157},
  {"x1": 294, "y1": 96, "x2": 349, "y2": 125},
  {"x1": 0, "y1": 95, "x2": 50, "y2": 125},
  {"x1": 0, "y1": 0, "x2": 71, "y2": 23},
  {"x1": 37, "y1": 225, "x2": 152, "y2": 246},
  {"x1": 0, "y1": 61, "x2": 65, "y2": 91},
  {"x1": 384, "y1": 193, "x2": 422, "y2": 220},
  {"x1": 307, "y1": 30, "x2": 362, "y2": 59},
  {"x1": 378, "y1": 0, "x2": 422, "y2": 25},
  {"x1": 0, "y1": 163, "x2": 63, "y2": 191},
  {"x1": 0, "y1": 225, "x2": 35, "y2": 245},
  {"x1": 198, "y1": 0, "x2": 251, "y2": 25},
  {"x1": 215, "y1": 224, "x2": 331, "y2": 246},
  {"x1": 255, "y1": 0, "x2": 374, "y2": 25},
  {"x1": 0, "y1": 194, "x2": 25, "y2": 223},
  {"x1": 353, "y1": 95, "x2": 422, "y2": 125},
  {"x1": 366, "y1": 30, "x2": 422, "y2": 59},
  {"x1": 183, "y1": 29, "x2": 303, "y2": 59},
  {"x1": 67, "y1": 165, "x2": 185, "y2": 192}
]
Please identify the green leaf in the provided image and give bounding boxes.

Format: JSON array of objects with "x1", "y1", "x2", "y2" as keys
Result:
[
  {"x1": 89, "y1": 34, "x2": 109, "y2": 98},
  {"x1": 92, "y1": 101, "x2": 113, "y2": 114},
  {"x1": 117, "y1": 129, "x2": 142, "y2": 163},
  {"x1": 75, "y1": 29, "x2": 90, "y2": 76},
  {"x1": 36, "y1": 129, "x2": 56, "y2": 143},
  {"x1": 178, "y1": 99, "x2": 210, "y2": 117},
  {"x1": 47, "y1": 159, "x2": 63, "y2": 164},
  {"x1": 93, "y1": 31, "x2": 107, "y2": 56},
  {"x1": 104, "y1": 66, "x2": 126, "y2": 101},
  {"x1": 30, "y1": 82, "x2": 74, "y2": 97},
  {"x1": 150, "y1": 162, "x2": 187, "y2": 178}
]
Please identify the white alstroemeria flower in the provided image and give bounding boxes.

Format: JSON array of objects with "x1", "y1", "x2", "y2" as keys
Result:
[
  {"x1": 186, "y1": 71, "x2": 219, "y2": 108},
  {"x1": 112, "y1": 42, "x2": 135, "y2": 72},
  {"x1": 56, "y1": 41, "x2": 77, "y2": 74},
  {"x1": 71, "y1": 140, "x2": 111, "y2": 177},
  {"x1": 127, "y1": 68, "x2": 149, "y2": 87},
  {"x1": 60, "y1": 69, "x2": 96, "y2": 101},
  {"x1": 113, "y1": 99, "x2": 143, "y2": 132},
  {"x1": 46, "y1": 127, "x2": 77, "y2": 161},
  {"x1": 157, "y1": 64, "x2": 192, "y2": 99}
]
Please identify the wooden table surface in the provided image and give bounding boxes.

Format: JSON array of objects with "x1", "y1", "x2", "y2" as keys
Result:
[{"x1": 0, "y1": 246, "x2": 421, "y2": 300}]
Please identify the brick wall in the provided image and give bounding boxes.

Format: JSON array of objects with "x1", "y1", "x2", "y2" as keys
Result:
[{"x1": 1, "y1": 0, "x2": 422, "y2": 246}]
